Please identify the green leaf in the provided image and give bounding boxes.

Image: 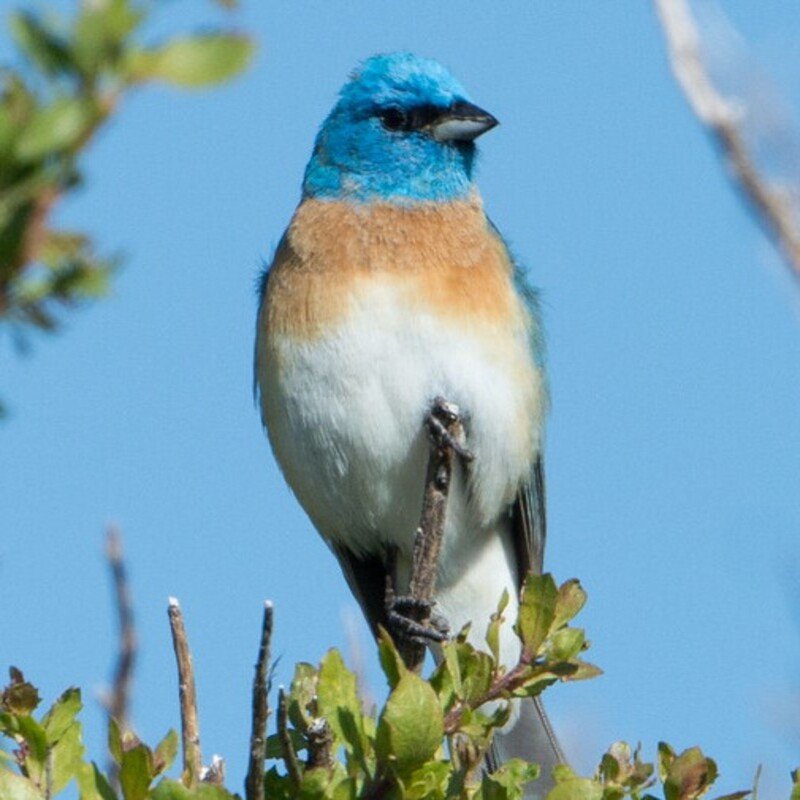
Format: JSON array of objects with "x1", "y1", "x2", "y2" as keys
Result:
[
  {"x1": 8, "y1": 12, "x2": 74, "y2": 77},
  {"x1": 486, "y1": 589, "x2": 509, "y2": 665},
  {"x1": 316, "y1": 649, "x2": 367, "y2": 761},
  {"x1": 663, "y1": 747, "x2": 717, "y2": 800},
  {"x1": 400, "y1": 761, "x2": 451, "y2": 800},
  {"x1": 72, "y1": 0, "x2": 143, "y2": 76},
  {"x1": 658, "y1": 742, "x2": 677, "y2": 782},
  {"x1": 377, "y1": 628, "x2": 407, "y2": 691},
  {"x1": 288, "y1": 662, "x2": 318, "y2": 732},
  {"x1": 376, "y1": 673, "x2": 443, "y2": 773},
  {"x1": 118, "y1": 743, "x2": 153, "y2": 800},
  {"x1": 42, "y1": 687, "x2": 82, "y2": 743},
  {"x1": 553, "y1": 580, "x2": 587, "y2": 630},
  {"x1": 151, "y1": 729, "x2": 178, "y2": 776},
  {"x1": 545, "y1": 777, "x2": 603, "y2": 800},
  {"x1": 16, "y1": 715, "x2": 49, "y2": 777},
  {"x1": 16, "y1": 98, "x2": 96, "y2": 161},
  {"x1": 482, "y1": 759, "x2": 540, "y2": 800},
  {"x1": 76, "y1": 761, "x2": 118, "y2": 800},
  {"x1": 50, "y1": 719, "x2": 85, "y2": 795},
  {"x1": 515, "y1": 574, "x2": 558, "y2": 657},
  {"x1": 0, "y1": 770, "x2": 45, "y2": 800},
  {"x1": 127, "y1": 34, "x2": 253, "y2": 88},
  {"x1": 108, "y1": 718, "x2": 123, "y2": 765},
  {"x1": 547, "y1": 628, "x2": 586, "y2": 661},
  {"x1": 150, "y1": 782, "x2": 238, "y2": 800}
]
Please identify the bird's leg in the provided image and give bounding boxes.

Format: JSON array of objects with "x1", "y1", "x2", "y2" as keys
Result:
[
  {"x1": 384, "y1": 562, "x2": 449, "y2": 646},
  {"x1": 426, "y1": 397, "x2": 474, "y2": 464}
]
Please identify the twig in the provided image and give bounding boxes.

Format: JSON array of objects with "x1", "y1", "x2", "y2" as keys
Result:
[
  {"x1": 104, "y1": 526, "x2": 136, "y2": 732},
  {"x1": 395, "y1": 397, "x2": 468, "y2": 672},
  {"x1": 167, "y1": 597, "x2": 203, "y2": 787},
  {"x1": 244, "y1": 601, "x2": 274, "y2": 800},
  {"x1": 305, "y1": 718, "x2": 334, "y2": 770},
  {"x1": 277, "y1": 687, "x2": 302, "y2": 788},
  {"x1": 654, "y1": 0, "x2": 800, "y2": 282}
]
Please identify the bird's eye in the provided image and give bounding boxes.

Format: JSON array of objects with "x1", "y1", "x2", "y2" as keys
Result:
[{"x1": 380, "y1": 107, "x2": 407, "y2": 131}]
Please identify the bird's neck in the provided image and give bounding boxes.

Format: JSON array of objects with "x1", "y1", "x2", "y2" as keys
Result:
[{"x1": 302, "y1": 143, "x2": 476, "y2": 204}]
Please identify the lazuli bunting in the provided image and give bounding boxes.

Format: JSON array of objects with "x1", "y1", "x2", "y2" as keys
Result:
[{"x1": 255, "y1": 53, "x2": 564, "y2": 795}]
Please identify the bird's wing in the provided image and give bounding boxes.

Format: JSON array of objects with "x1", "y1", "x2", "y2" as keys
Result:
[
  {"x1": 511, "y1": 454, "x2": 547, "y2": 580},
  {"x1": 488, "y1": 222, "x2": 565, "y2": 794},
  {"x1": 331, "y1": 544, "x2": 391, "y2": 637}
]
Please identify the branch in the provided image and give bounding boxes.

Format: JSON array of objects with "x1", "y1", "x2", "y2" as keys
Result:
[
  {"x1": 167, "y1": 597, "x2": 203, "y2": 787},
  {"x1": 654, "y1": 0, "x2": 800, "y2": 282},
  {"x1": 394, "y1": 397, "x2": 471, "y2": 672},
  {"x1": 244, "y1": 601, "x2": 274, "y2": 800},
  {"x1": 277, "y1": 687, "x2": 302, "y2": 788},
  {"x1": 305, "y1": 718, "x2": 334, "y2": 770},
  {"x1": 104, "y1": 526, "x2": 136, "y2": 732}
]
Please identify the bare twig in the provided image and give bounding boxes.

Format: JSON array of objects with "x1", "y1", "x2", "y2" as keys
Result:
[
  {"x1": 245, "y1": 601, "x2": 274, "y2": 800},
  {"x1": 104, "y1": 526, "x2": 136, "y2": 733},
  {"x1": 305, "y1": 718, "x2": 334, "y2": 770},
  {"x1": 277, "y1": 687, "x2": 302, "y2": 788},
  {"x1": 167, "y1": 597, "x2": 203, "y2": 787},
  {"x1": 394, "y1": 397, "x2": 469, "y2": 672},
  {"x1": 654, "y1": 0, "x2": 800, "y2": 281}
]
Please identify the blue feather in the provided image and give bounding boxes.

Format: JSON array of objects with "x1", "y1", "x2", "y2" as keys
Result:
[{"x1": 303, "y1": 53, "x2": 477, "y2": 203}]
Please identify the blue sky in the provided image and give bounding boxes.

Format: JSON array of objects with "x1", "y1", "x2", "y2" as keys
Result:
[{"x1": 4, "y1": 2, "x2": 800, "y2": 797}]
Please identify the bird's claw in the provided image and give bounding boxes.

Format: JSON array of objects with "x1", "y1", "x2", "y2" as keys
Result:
[
  {"x1": 427, "y1": 397, "x2": 474, "y2": 462},
  {"x1": 386, "y1": 595, "x2": 450, "y2": 645}
]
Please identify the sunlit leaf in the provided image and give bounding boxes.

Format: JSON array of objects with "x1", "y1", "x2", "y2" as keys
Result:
[{"x1": 127, "y1": 34, "x2": 253, "y2": 88}]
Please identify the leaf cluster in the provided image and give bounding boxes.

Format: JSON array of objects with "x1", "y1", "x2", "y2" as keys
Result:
[
  {"x1": 0, "y1": 0, "x2": 253, "y2": 381},
  {"x1": 0, "y1": 576, "x2": 785, "y2": 799}
]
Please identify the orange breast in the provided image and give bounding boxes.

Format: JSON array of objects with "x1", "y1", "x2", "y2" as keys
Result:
[{"x1": 260, "y1": 194, "x2": 527, "y2": 341}]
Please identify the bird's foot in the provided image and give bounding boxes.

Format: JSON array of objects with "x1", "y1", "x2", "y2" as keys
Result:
[
  {"x1": 386, "y1": 595, "x2": 450, "y2": 645},
  {"x1": 427, "y1": 397, "x2": 474, "y2": 462}
]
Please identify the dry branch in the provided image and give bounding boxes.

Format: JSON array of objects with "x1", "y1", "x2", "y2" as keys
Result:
[
  {"x1": 305, "y1": 718, "x2": 334, "y2": 770},
  {"x1": 104, "y1": 526, "x2": 136, "y2": 731},
  {"x1": 277, "y1": 687, "x2": 302, "y2": 788},
  {"x1": 654, "y1": 0, "x2": 800, "y2": 281},
  {"x1": 167, "y1": 597, "x2": 203, "y2": 787},
  {"x1": 394, "y1": 397, "x2": 470, "y2": 672},
  {"x1": 244, "y1": 601, "x2": 274, "y2": 800}
]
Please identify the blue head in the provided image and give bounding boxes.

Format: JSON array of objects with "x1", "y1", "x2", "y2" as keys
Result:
[{"x1": 302, "y1": 53, "x2": 498, "y2": 204}]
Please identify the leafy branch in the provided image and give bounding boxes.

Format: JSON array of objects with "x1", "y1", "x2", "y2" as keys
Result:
[{"x1": 0, "y1": 0, "x2": 254, "y2": 376}]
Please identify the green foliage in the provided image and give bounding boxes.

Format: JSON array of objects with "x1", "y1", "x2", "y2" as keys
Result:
[
  {"x1": 0, "y1": 0, "x2": 254, "y2": 411},
  {"x1": 0, "y1": 576, "x2": 781, "y2": 799}
]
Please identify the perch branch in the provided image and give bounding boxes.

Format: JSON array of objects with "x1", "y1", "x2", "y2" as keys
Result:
[
  {"x1": 393, "y1": 397, "x2": 470, "y2": 672},
  {"x1": 244, "y1": 601, "x2": 274, "y2": 800},
  {"x1": 654, "y1": 0, "x2": 800, "y2": 281},
  {"x1": 167, "y1": 597, "x2": 203, "y2": 787}
]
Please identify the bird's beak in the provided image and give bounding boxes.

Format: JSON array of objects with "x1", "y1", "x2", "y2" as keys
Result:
[{"x1": 430, "y1": 101, "x2": 499, "y2": 142}]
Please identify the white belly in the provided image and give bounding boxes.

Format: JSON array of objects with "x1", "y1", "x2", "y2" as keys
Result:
[{"x1": 258, "y1": 279, "x2": 545, "y2": 667}]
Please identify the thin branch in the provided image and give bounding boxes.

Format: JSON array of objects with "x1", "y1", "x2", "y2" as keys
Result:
[
  {"x1": 104, "y1": 526, "x2": 136, "y2": 733},
  {"x1": 245, "y1": 601, "x2": 274, "y2": 800},
  {"x1": 277, "y1": 687, "x2": 302, "y2": 788},
  {"x1": 305, "y1": 718, "x2": 334, "y2": 770},
  {"x1": 394, "y1": 397, "x2": 470, "y2": 672},
  {"x1": 654, "y1": 0, "x2": 800, "y2": 281},
  {"x1": 167, "y1": 597, "x2": 203, "y2": 787}
]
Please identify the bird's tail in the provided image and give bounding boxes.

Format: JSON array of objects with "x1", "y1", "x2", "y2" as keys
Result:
[{"x1": 487, "y1": 695, "x2": 565, "y2": 799}]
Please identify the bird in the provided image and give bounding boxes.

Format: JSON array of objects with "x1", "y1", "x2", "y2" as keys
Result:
[{"x1": 254, "y1": 52, "x2": 564, "y2": 796}]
